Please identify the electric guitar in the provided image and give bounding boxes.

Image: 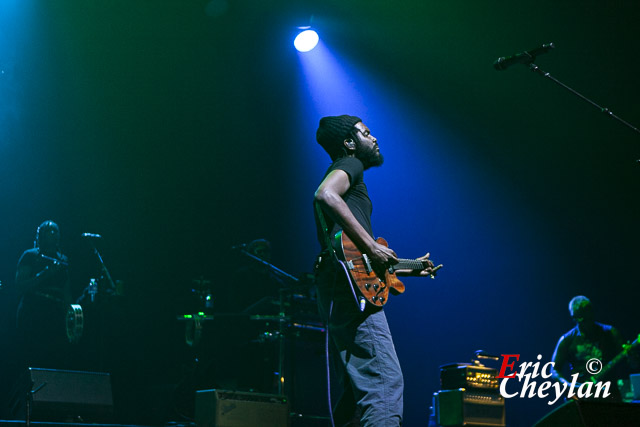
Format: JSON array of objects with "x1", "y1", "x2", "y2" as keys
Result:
[
  {"x1": 332, "y1": 230, "x2": 441, "y2": 311},
  {"x1": 589, "y1": 335, "x2": 639, "y2": 383}
]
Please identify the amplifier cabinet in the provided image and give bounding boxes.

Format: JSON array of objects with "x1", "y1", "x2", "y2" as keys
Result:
[
  {"x1": 434, "y1": 389, "x2": 505, "y2": 427},
  {"x1": 195, "y1": 389, "x2": 290, "y2": 427},
  {"x1": 11, "y1": 368, "x2": 113, "y2": 422}
]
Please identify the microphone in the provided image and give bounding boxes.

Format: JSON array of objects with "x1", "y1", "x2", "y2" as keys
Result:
[
  {"x1": 82, "y1": 233, "x2": 102, "y2": 239},
  {"x1": 494, "y1": 43, "x2": 555, "y2": 71}
]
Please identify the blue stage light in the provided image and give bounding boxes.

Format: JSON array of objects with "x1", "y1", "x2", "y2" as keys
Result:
[{"x1": 294, "y1": 29, "x2": 319, "y2": 52}]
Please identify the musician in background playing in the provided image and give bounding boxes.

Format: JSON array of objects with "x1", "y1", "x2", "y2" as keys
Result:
[
  {"x1": 551, "y1": 295, "x2": 638, "y2": 400},
  {"x1": 14, "y1": 220, "x2": 72, "y2": 369},
  {"x1": 313, "y1": 115, "x2": 437, "y2": 426}
]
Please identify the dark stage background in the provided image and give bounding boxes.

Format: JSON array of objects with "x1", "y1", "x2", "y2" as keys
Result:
[{"x1": 1, "y1": 1, "x2": 639, "y2": 426}]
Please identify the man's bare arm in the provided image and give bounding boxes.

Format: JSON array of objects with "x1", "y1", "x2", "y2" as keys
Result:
[{"x1": 314, "y1": 169, "x2": 397, "y2": 265}]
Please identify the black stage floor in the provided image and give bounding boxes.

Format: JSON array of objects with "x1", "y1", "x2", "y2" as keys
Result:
[{"x1": 0, "y1": 422, "x2": 164, "y2": 427}]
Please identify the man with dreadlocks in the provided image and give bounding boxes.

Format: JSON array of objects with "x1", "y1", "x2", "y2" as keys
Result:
[{"x1": 313, "y1": 115, "x2": 437, "y2": 426}]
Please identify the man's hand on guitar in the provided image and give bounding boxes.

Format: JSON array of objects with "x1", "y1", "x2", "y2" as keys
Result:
[
  {"x1": 394, "y1": 252, "x2": 442, "y2": 277},
  {"x1": 366, "y1": 241, "x2": 398, "y2": 266},
  {"x1": 415, "y1": 253, "x2": 440, "y2": 277}
]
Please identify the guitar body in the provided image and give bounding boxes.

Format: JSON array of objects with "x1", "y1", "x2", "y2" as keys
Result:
[{"x1": 333, "y1": 231, "x2": 406, "y2": 309}]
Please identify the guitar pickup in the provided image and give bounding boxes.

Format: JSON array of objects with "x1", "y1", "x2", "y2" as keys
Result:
[
  {"x1": 346, "y1": 260, "x2": 355, "y2": 270},
  {"x1": 362, "y1": 254, "x2": 373, "y2": 274}
]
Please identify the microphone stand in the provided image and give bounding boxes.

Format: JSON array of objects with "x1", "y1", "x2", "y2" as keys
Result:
[
  {"x1": 90, "y1": 243, "x2": 117, "y2": 292},
  {"x1": 526, "y1": 62, "x2": 640, "y2": 160},
  {"x1": 238, "y1": 249, "x2": 299, "y2": 396},
  {"x1": 238, "y1": 249, "x2": 299, "y2": 285},
  {"x1": 88, "y1": 241, "x2": 116, "y2": 372},
  {"x1": 77, "y1": 241, "x2": 117, "y2": 303}
]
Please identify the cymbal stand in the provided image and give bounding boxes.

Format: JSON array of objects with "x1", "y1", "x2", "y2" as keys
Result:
[
  {"x1": 277, "y1": 288, "x2": 286, "y2": 395},
  {"x1": 237, "y1": 249, "x2": 298, "y2": 396}
]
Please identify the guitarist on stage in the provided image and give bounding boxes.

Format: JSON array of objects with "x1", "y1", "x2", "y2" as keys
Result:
[
  {"x1": 14, "y1": 221, "x2": 72, "y2": 367},
  {"x1": 550, "y1": 295, "x2": 639, "y2": 401},
  {"x1": 313, "y1": 115, "x2": 437, "y2": 426},
  {"x1": 1, "y1": 221, "x2": 73, "y2": 417}
]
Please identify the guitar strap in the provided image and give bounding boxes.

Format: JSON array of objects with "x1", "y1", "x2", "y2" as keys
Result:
[
  {"x1": 314, "y1": 202, "x2": 365, "y2": 312},
  {"x1": 314, "y1": 201, "x2": 338, "y2": 261}
]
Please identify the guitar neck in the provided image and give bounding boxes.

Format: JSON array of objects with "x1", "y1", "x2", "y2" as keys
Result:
[
  {"x1": 393, "y1": 258, "x2": 426, "y2": 272},
  {"x1": 593, "y1": 337, "x2": 638, "y2": 382}
]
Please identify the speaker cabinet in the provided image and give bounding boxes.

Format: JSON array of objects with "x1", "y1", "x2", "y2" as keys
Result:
[
  {"x1": 195, "y1": 389, "x2": 290, "y2": 427},
  {"x1": 533, "y1": 399, "x2": 640, "y2": 427},
  {"x1": 11, "y1": 367, "x2": 113, "y2": 422},
  {"x1": 433, "y1": 389, "x2": 505, "y2": 426}
]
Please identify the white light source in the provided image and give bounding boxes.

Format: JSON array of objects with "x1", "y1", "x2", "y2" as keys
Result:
[{"x1": 294, "y1": 29, "x2": 319, "y2": 52}]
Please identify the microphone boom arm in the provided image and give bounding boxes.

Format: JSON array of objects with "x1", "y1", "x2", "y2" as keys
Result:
[
  {"x1": 527, "y1": 62, "x2": 640, "y2": 139},
  {"x1": 238, "y1": 249, "x2": 299, "y2": 285},
  {"x1": 90, "y1": 242, "x2": 117, "y2": 291},
  {"x1": 496, "y1": 43, "x2": 640, "y2": 159}
]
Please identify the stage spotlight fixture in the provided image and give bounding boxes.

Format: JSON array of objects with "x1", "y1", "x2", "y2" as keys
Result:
[{"x1": 294, "y1": 28, "x2": 319, "y2": 52}]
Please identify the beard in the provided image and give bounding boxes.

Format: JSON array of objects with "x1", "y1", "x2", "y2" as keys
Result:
[{"x1": 356, "y1": 142, "x2": 384, "y2": 169}]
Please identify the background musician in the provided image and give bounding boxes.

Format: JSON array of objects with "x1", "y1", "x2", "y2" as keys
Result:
[
  {"x1": 14, "y1": 220, "x2": 72, "y2": 369},
  {"x1": 551, "y1": 295, "x2": 638, "y2": 401}
]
